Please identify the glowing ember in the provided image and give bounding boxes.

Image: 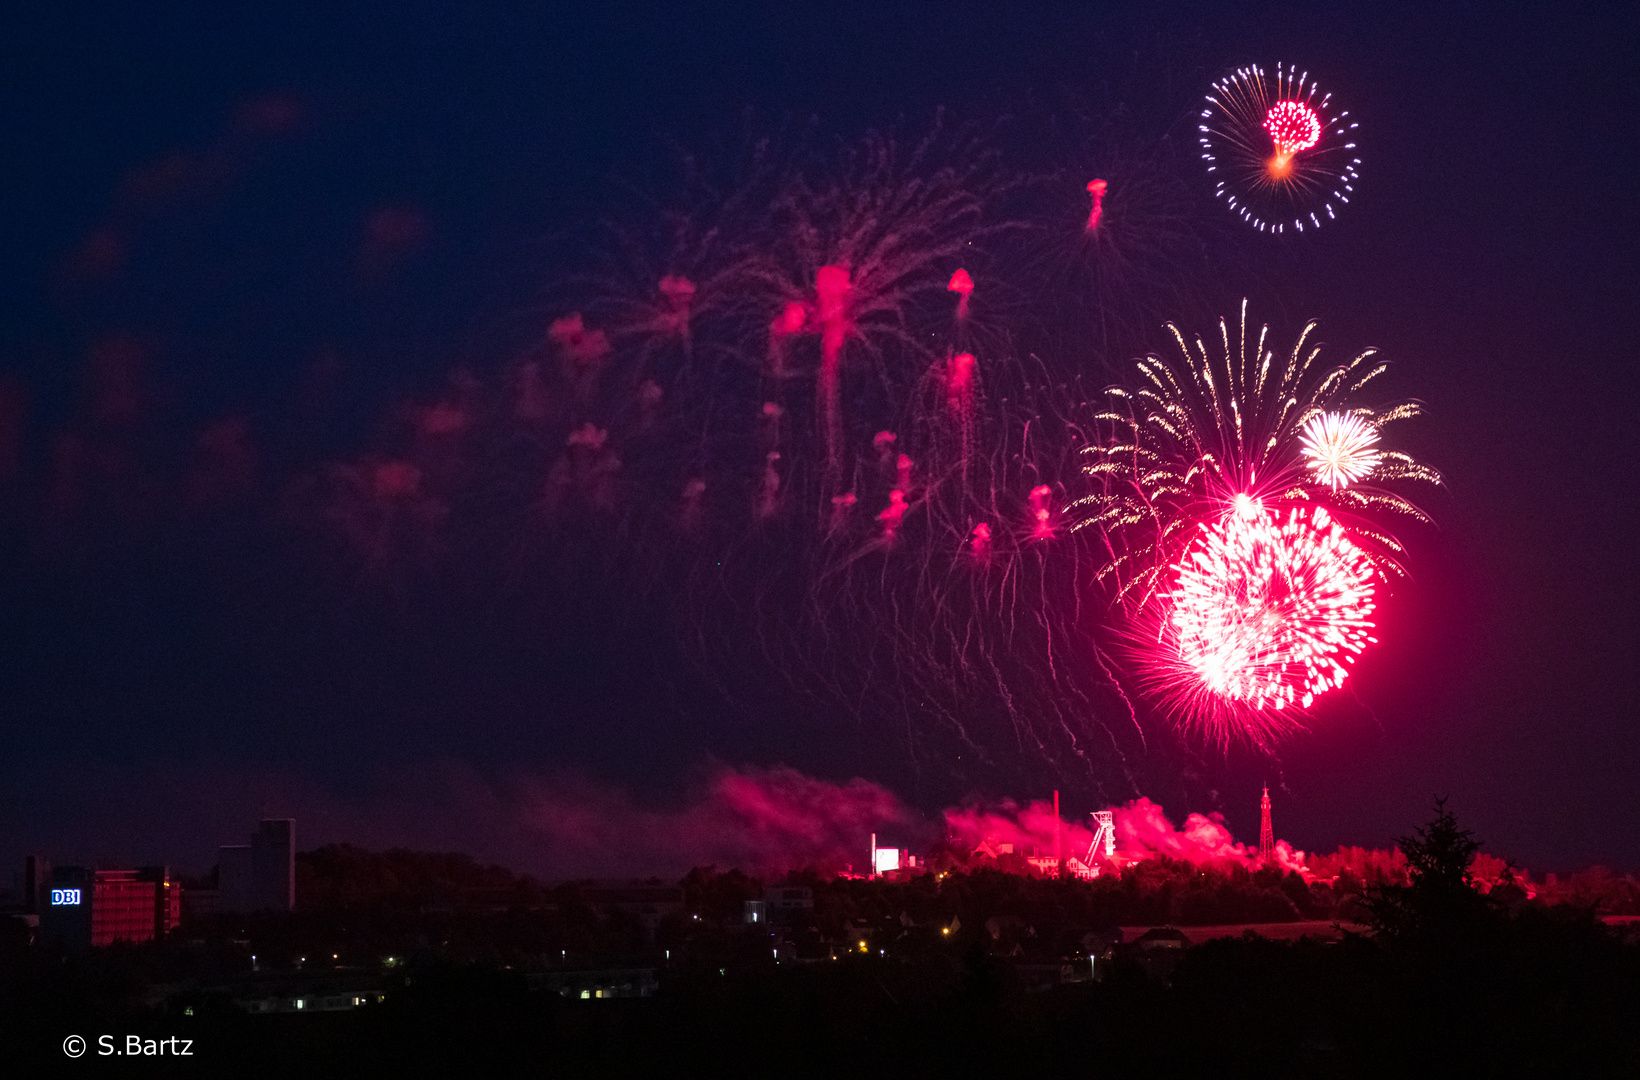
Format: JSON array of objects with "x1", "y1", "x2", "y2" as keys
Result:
[
  {"x1": 1029, "y1": 484, "x2": 1053, "y2": 538},
  {"x1": 1264, "y1": 100, "x2": 1322, "y2": 159},
  {"x1": 970, "y1": 521, "x2": 991, "y2": 557},
  {"x1": 947, "y1": 268, "x2": 973, "y2": 319},
  {"x1": 1166, "y1": 503, "x2": 1377, "y2": 713},
  {"x1": 1085, "y1": 178, "x2": 1107, "y2": 232},
  {"x1": 1299, "y1": 411, "x2": 1382, "y2": 489}
]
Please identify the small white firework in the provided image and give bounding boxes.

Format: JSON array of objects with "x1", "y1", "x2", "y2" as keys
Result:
[{"x1": 1300, "y1": 411, "x2": 1381, "y2": 489}]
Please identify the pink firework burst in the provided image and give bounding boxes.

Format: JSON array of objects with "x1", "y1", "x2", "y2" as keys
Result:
[
  {"x1": 1154, "y1": 499, "x2": 1378, "y2": 743},
  {"x1": 1263, "y1": 101, "x2": 1322, "y2": 160}
]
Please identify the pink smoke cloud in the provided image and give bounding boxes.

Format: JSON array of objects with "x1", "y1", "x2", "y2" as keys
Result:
[
  {"x1": 945, "y1": 796, "x2": 1309, "y2": 876},
  {"x1": 519, "y1": 766, "x2": 920, "y2": 877},
  {"x1": 1116, "y1": 797, "x2": 1309, "y2": 876},
  {"x1": 945, "y1": 798, "x2": 1098, "y2": 860}
]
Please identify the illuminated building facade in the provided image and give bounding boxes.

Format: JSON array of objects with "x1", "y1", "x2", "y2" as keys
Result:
[{"x1": 38, "y1": 865, "x2": 182, "y2": 948}]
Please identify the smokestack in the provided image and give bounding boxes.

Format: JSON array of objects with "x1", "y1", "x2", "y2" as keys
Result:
[
  {"x1": 870, "y1": 832, "x2": 876, "y2": 879},
  {"x1": 1053, "y1": 791, "x2": 1061, "y2": 879}
]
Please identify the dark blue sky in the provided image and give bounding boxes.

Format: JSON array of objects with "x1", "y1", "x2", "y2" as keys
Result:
[{"x1": 2, "y1": 1, "x2": 1637, "y2": 877}]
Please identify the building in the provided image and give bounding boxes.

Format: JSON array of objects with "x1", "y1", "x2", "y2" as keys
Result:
[
  {"x1": 90, "y1": 869, "x2": 182, "y2": 946},
  {"x1": 220, "y1": 819, "x2": 295, "y2": 913},
  {"x1": 970, "y1": 837, "x2": 1016, "y2": 860},
  {"x1": 39, "y1": 865, "x2": 181, "y2": 948},
  {"x1": 222, "y1": 974, "x2": 387, "y2": 1015},
  {"x1": 867, "y1": 833, "x2": 927, "y2": 877},
  {"x1": 1025, "y1": 854, "x2": 1060, "y2": 876}
]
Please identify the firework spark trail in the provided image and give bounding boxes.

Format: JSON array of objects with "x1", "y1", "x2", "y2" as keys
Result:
[
  {"x1": 757, "y1": 354, "x2": 1167, "y2": 794},
  {"x1": 1074, "y1": 300, "x2": 1439, "y2": 610},
  {"x1": 634, "y1": 123, "x2": 1164, "y2": 791},
  {"x1": 742, "y1": 118, "x2": 1028, "y2": 509},
  {"x1": 1009, "y1": 144, "x2": 1209, "y2": 361},
  {"x1": 1084, "y1": 178, "x2": 1107, "y2": 232},
  {"x1": 300, "y1": 112, "x2": 1419, "y2": 794}
]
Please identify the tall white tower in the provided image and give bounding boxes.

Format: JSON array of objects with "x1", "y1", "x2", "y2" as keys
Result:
[{"x1": 1086, "y1": 810, "x2": 1116, "y2": 862}]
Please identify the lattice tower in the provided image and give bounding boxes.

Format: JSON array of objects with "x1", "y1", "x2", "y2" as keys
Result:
[
  {"x1": 1086, "y1": 810, "x2": 1116, "y2": 863},
  {"x1": 1258, "y1": 788, "x2": 1275, "y2": 861}
]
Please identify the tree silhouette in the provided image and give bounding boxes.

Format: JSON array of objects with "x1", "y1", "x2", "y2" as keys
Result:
[{"x1": 1359, "y1": 797, "x2": 1494, "y2": 946}]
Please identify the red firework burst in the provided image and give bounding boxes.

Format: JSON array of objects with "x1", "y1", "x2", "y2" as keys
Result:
[
  {"x1": 1263, "y1": 101, "x2": 1321, "y2": 164},
  {"x1": 1152, "y1": 497, "x2": 1378, "y2": 741}
]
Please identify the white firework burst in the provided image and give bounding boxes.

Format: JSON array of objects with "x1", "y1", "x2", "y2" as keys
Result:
[{"x1": 1299, "y1": 411, "x2": 1382, "y2": 489}]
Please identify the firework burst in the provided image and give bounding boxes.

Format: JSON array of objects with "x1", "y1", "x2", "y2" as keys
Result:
[
  {"x1": 1074, "y1": 303, "x2": 1439, "y2": 738},
  {"x1": 1299, "y1": 410, "x2": 1382, "y2": 489},
  {"x1": 1075, "y1": 301, "x2": 1438, "y2": 605},
  {"x1": 1154, "y1": 499, "x2": 1378, "y2": 743},
  {"x1": 1199, "y1": 63, "x2": 1361, "y2": 233},
  {"x1": 745, "y1": 121, "x2": 1012, "y2": 499}
]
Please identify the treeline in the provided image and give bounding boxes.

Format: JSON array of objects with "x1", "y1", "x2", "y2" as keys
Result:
[{"x1": 285, "y1": 838, "x2": 1640, "y2": 932}]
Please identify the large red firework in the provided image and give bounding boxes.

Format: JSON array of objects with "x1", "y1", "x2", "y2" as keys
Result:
[{"x1": 1150, "y1": 497, "x2": 1378, "y2": 743}]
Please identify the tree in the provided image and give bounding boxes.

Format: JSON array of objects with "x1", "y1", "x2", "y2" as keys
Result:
[{"x1": 1358, "y1": 798, "x2": 1494, "y2": 945}]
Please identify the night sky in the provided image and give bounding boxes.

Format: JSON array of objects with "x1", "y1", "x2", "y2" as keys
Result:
[{"x1": 2, "y1": 1, "x2": 1637, "y2": 878}]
